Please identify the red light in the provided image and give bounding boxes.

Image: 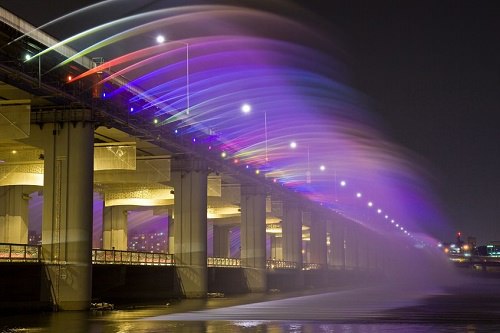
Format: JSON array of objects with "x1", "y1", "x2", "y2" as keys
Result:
[{"x1": 67, "y1": 75, "x2": 72, "y2": 82}]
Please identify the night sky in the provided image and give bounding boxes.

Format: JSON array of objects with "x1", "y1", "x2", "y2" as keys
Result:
[
  {"x1": 300, "y1": 0, "x2": 500, "y2": 244},
  {"x1": 1, "y1": 0, "x2": 499, "y2": 245}
]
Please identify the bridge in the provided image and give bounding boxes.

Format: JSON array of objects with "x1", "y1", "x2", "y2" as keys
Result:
[{"x1": 0, "y1": 4, "x2": 444, "y2": 311}]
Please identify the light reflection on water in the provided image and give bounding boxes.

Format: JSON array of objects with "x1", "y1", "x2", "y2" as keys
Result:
[
  {"x1": 2, "y1": 277, "x2": 500, "y2": 333},
  {"x1": 1, "y1": 315, "x2": 498, "y2": 333}
]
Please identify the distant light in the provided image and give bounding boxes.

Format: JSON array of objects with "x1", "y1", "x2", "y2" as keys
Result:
[
  {"x1": 368, "y1": 201, "x2": 373, "y2": 207},
  {"x1": 340, "y1": 180, "x2": 346, "y2": 187},
  {"x1": 384, "y1": 215, "x2": 388, "y2": 219},
  {"x1": 400, "y1": 227, "x2": 404, "y2": 230},
  {"x1": 241, "y1": 103, "x2": 251, "y2": 114},
  {"x1": 11, "y1": 150, "x2": 17, "y2": 155},
  {"x1": 221, "y1": 151, "x2": 227, "y2": 158},
  {"x1": 290, "y1": 141, "x2": 297, "y2": 149},
  {"x1": 246, "y1": 165, "x2": 249, "y2": 169},
  {"x1": 102, "y1": 92, "x2": 106, "y2": 98},
  {"x1": 356, "y1": 192, "x2": 362, "y2": 198},
  {"x1": 192, "y1": 138, "x2": 196, "y2": 143},
  {"x1": 156, "y1": 35, "x2": 165, "y2": 43},
  {"x1": 377, "y1": 209, "x2": 382, "y2": 214},
  {"x1": 395, "y1": 224, "x2": 399, "y2": 227},
  {"x1": 174, "y1": 129, "x2": 178, "y2": 134},
  {"x1": 153, "y1": 118, "x2": 158, "y2": 124},
  {"x1": 234, "y1": 159, "x2": 239, "y2": 164},
  {"x1": 391, "y1": 219, "x2": 395, "y2": 223},
  {"x1": 130, "y1": 107, "x2": 134, "y2": 112},
  {"x1": 319, "y1": 165, "x2": 325, "y2": 171},
  {"x1": 25, "y1": 54, "x2": 31, "y2": 61},
  {"x1": 67, "y1": 75, "x2": 72, "y2": 82},
  {"x1": 255, "y1": 169, "x2": 260, "y2": 175}
]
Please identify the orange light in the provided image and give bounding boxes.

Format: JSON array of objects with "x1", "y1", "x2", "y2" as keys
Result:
[
  {"x1": 67, "y1": 75, "x2": 72, "y2": 82},
  {"x1": 444, "y1": 248, "x2": 449, "y2": 253}
]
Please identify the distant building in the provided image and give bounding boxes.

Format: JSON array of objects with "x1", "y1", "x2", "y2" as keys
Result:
[{"x1": 128, "y1": 232, "x2": 168, "y2": 253}]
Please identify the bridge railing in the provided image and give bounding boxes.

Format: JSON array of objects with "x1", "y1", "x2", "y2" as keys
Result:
[
  {"x1": 207, "y1": 257, "x2": 241, "y2": 267},
  {"x1": 92, "y1": 249, "x2": 174, "y2": 266},
  {"x1": 0, "y1": 243, "x2": 41, "y2": 262},
  {"x1": 266, "y1": 259, "x2": 299, "y2": 270}
]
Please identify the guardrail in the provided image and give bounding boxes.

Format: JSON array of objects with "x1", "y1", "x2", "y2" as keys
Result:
[
  {"x1": 92, "y1": 249, "x2": 174, "y2": 266},
  {"x1": 0, "y1": 243, "x2": 40, "y2": 262},
  {"x1": 0, "y1": 243, "x2": 320, "y2": 271},
  {"x1": 207, "y1": 257, "x2": 241, "y2": 267},
  {"x1": 266, "y1": 259, "x2": 299, "y2": 270}
]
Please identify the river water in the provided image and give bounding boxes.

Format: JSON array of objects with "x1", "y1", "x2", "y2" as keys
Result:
[{"x1": 1, "y1": 272, "x2": 499, "y2": 333}]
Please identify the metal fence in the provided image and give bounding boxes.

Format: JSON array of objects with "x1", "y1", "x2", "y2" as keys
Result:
[
  {"x1": 207, "y1": 257, "x2": 241, "y2": 267},
  {"x1": 0, "y1": 243, "x2": 40, "y2": 262},
  {"x1": 92, "y1": 249, "x2": 174, "y2": 266}
]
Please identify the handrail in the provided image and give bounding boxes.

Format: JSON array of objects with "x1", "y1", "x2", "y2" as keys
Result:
[
  {"x1": 207, "y1": 257, "x2": 241, "y2": 267},
  {"x1": 266, "y1": 259, "x2": 299, "y2": 270},
  {"x1": 0, "y1": 242, "x2": 40, "y2": 262},
  {"x1": 92, "y1": 249, "x2": 174, "y2": 266}
]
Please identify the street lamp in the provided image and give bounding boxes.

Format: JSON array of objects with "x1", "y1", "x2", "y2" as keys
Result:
[
  {"x1": 157, "y1": 35, "x2": 190, "y2": 115},
  {"x1": 241, "y1": 103, "x2": 268, "y2": 164}
]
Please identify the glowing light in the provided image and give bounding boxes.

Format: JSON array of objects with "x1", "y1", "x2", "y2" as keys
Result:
[
  {"x1": 290, "y1": 141, "x2": 297, "y2": 149},
  {"x1": 368, "y1": 201, "x2": 373, "y2": 207},
  {"x1": 67, "y1": 75, "x2": 72, "y2": 82},
  {"x1": 221, "y1": 152, "x2": 227, "y2": 158},
  {"x1": 377, "y1": 209, "x2": 382, "y2": 214},
  {"x1": 156, "y1": 35, "x2": 165, "y2": 43},
  {"x1": 174, "y1": 129, "x2": 178, "y2": 134},
  {"x1": 319, "y1": 165, "x2": 325, "y2": 171},
  {"x1": 11, "y1": 150, "x2": 17, "y2": 154},
  {"x1": 255, "y1": 169, "x2": 260, "y2": 175},
  {"x1": 153, "y1": 118, "x2": 158, "y2": 124},
  {"x1": 25, "y1": 54, "x2": 31, "y2": 61},
  {"x1": 384, "y1": 215, "x2": 388, "y2": 219},
  {"x1": 340, "y1": 180, "x2": 346, "y2": 187},
  {"x1": 356, "y1": 192, "x2": 362, "y2": 198},
  {"x1": 241, "y1": 103, "x2": 251, "y2": 114},
  {"x1": 391, "y1": 219, "x2": 395, "y2": 223}
]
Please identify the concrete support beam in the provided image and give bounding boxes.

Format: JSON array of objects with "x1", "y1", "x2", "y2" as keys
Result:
[
  {"x1": 213, "y1": 224, "x2": 230, "y2": 258},
  {"x1": 31, "y1": 121, "x2": 94, "y2": 311},
  {"x1": 172, "y1": 157, "x2": 208, "y2": 298},
  {"x1": 0, "y1": 186, "x2": 30, "y2": 243},
  {"x1": 331, "y1": 220, "x2": 346, "y2": 269},
  {"x1": 282, "y1": 201, "x2": 302, "y2": 266},
  {"x1": 240, "y1": 184, "x2": 267, "y2": 292},
  {"x1": 102, "y1": 205, "x2": 128, "y2": 250},
  {"x1": 309, "y1": 215, "x2": 327, "y2": 266},
  {"x1": 269, "y1": 234, "x2": 283, "y2": 260}
]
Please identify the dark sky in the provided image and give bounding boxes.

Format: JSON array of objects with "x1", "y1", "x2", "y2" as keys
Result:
[
  {"x1": 1, "y1": 0, "x2": 499, "y2": 244},
  {"x1": 303, "y1": 0, "x2": 500, "y2": 244}
]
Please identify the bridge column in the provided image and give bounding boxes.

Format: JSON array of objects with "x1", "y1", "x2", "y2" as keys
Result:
[
  {"x1": 30, "y1": 120, "x2": 94, "y2": 311},
  {"x1": 282, "y1": 201, "x2": 302, "y2": 266},
  {"x1": 269, "y1": 234, "x2": 283, "y2": 260},
  {"x1": 172, "y1": 156, "x2": 208, "y2": 298},
  {"x1": 0, "y1": 186, "x2": 30, "y2": 243},
  {"x1": 345, "y1": 223, "x2": 360, "y2": 269},
  {"x1": 310, "y1": 214, "x2": 327, "y2": 266},
  {"x1": 102, "y1": 205, "x2": 128, "y2": 250},
  {"x1": 240, "y1": 184, "x2": 267, "y2": 292},
  {"x1": 213, "y1": 224, "x2": 230, "y2": 257},
  {"x1": 331, "y1": 219, "x2": 346, "y2": 269}
]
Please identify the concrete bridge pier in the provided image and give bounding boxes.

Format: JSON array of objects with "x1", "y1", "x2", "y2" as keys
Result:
[
  {"x1": 0, "y1": 186, "x2": 30, "y2": 243},
  {"x1": 102, "y1": 205, "x2": 129, "y2": 250},
  {"x1": 240, "y1": 184, "x2": 267, "y2": 292},
  {"x1": 172, "y1": 156, "x2": 208, "y2": 298},
  {"x1": 28, "y1": 119, "x2": 94, "y2": 311},
  {"x1": 213, "y1": 224, "x2": 231, "y2": 257}
]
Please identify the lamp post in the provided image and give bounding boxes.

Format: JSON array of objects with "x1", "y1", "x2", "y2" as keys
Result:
[
  {"x1": 241, "y1": 104, "x2": 269, "y2": 165},
  {"x1": 157, "y1": 35, "x2": 190, "y2": 115}
]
